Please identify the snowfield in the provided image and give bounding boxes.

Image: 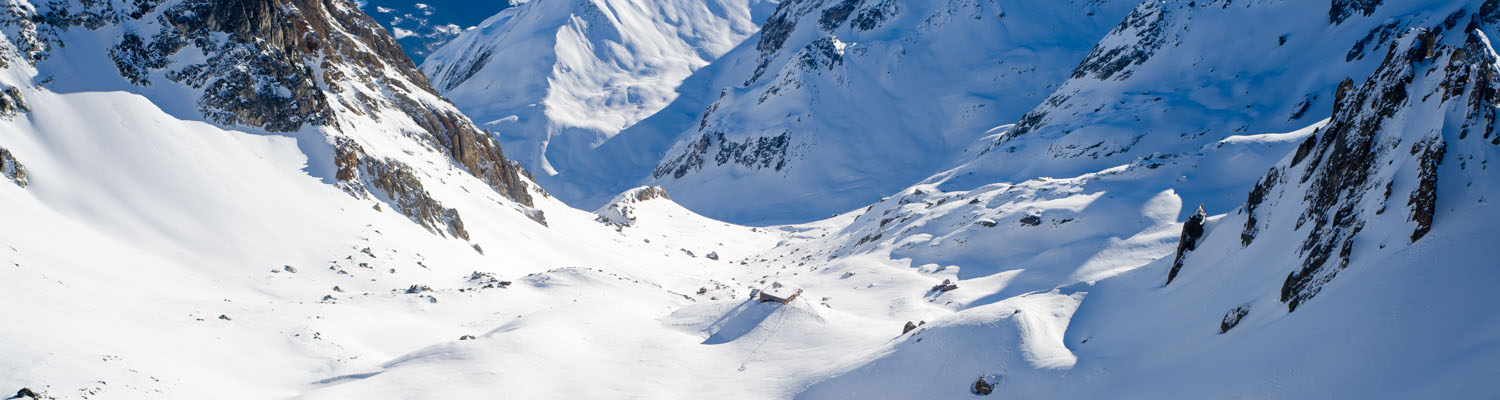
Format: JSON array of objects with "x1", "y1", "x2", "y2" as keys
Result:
[{"x1": 2, "y1": 0, "x2": 1499, "y2": 398}]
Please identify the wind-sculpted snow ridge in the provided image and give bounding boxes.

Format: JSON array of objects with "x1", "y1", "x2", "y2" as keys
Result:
[
  {"x1": 419, "y1": 0, "x2": 772, "y2": 189},
  {"x1": 579, "y1": 0, "x2": 1136, "y2": 224}
]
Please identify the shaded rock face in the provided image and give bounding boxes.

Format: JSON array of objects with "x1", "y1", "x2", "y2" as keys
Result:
[
  {"x1": 335, "y1": 137, "x2": 469, "y2": 240},
  {"x1": 1220, "y1": 305, "x2": 1249, "y2": 334},
  {"x1": 1165, "y1": 205, "x2": 1207, "y2": 286},
  {"x1": 1240, "y1": 167, "x2": 1281, "y2": 247},
  {"x1": 1330, "y1": 0, "x2": 1383, "y2": 25},
  {"x1": 653, "y1": 132, "x2": 791, "y2": 180},
  {"x1": 1069, "y1": 1, "x2": 1170, "y2": 82},
  {"x1": 0, "y1": 147, "x2": 25, "y2": 188},
  {"x1": 1248, "y1": 28, "x2": 1500, "y2": 312}
]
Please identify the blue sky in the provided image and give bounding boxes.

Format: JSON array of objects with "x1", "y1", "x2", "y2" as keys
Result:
[{"x1": 359, "y1": 0, "x2": 513, "y2": 64}]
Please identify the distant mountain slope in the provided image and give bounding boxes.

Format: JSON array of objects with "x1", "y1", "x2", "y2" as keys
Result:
[
  {"x1": 420, "y1": 0, "x2": 772, "y2": 190},
  {"x1": 626, "y1": 0, "x2": 1136, "y2": 223}
]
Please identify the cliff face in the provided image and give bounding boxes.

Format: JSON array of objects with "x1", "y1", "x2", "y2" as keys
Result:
[
  {"x1": 1253, "y1": 27, "x2": 1498, "y2": 312},
  {"x1": 1, "y1": 0, "x2": 540, "y2": 236}
]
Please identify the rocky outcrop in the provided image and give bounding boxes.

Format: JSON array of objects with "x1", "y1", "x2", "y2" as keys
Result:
[
  {"x1": 0, "y1": 147, "x2": 25, "y2": 188},
  {"x1": 1269, "y1": 28, "x2": 1496, "y2": 312},
  {"x1": 929, "y1": 279, "x2": 958, "y2": 293},
  {"x1": 1165, "y1": 205, "x2": 1207, "y2": 285},
  {"x1": 971, "y1": 375, "x2": 997, "y2": 395},
  {"x1": 0, "y1": 86, "x2": 26, "y2": 117},
  {"x1": 653, "y1": 132, "x2": 791, "y2": 180},
  {"x1": 1219, "y1": 305, "x2": 1249, "y2": 334},
  {"x1": 1240, "y1": 167, "x2": 1279, "y2": 247},
  {"x1": 335, "y1": 138, "x2": 469, "y2": 240},
  {"x1": 634, "y1": 186, "x2": 670, "y2": 202},
  {"x1": 594, "y1": 186, "x2": 672, "y2": 229},
  {"x1": 1070, "y1": 1, "x2": 1170, "y2": 82}
]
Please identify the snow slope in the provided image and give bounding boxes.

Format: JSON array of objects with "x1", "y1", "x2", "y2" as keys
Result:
[
  {"x1": 495, "y1": 0, "x2": 1138, "y2": 223},
  {"x1": 420, "y1": 0, "x2": 773, "y2": 184},
  {"x1": 3, "y1": 0, "x2": 1499, "y2": 398},
  {"x1": 801, "y1": 20, "x2": 1500, "y2": 398}
]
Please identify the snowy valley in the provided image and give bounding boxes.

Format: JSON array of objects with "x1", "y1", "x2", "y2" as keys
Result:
[{"x1": 2, "y1": 0, "x2": 1498, "y2": 399}]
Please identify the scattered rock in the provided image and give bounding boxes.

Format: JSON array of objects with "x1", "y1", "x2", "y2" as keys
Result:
[
  {"x1": 459, "y1": 335, "x2": 476, "y2": 340},
  {"x1": 930, "y1": 279, "x2": 959, "y2": 293},
  {"x1": 15, "y1": 388, "x2": 38, "y2": 399},
  {"x1": 332, "y1": 286, "x2": 344, "y2": 292},
  {"x1": 706, "y1": 251, "x2": 719, "y2": 260},
  {"x1": 467, "y1": 271, "x2": 511, "y2": 289},
  {"x1": 972, "y1": 375, "x2": 998, "y2": 395},
  {"x1": 1018, "y1": 214, "x2": 1043, "y2": 226},
  {"x1": 217, "y1": 314, "x2": 231, "y2": 321},
  {"x1": 902, "y1": 321, "x2": 917, "y2": 334},
  {"x1": 405, "y1": 284, "x2": 432, "y2": 294},
  {"x1": 282, "y1": 265, "x2": 297, "y2": 273}
]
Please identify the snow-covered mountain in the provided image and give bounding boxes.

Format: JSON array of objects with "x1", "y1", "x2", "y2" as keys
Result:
[
  {"x1": 797, "y1": 4, "x2": 1500, "y2": 395},
  {"x1": 3, "y1": 0, "x2": 1498, "y2": 398},
  {"x1": 419, "y1": 0, "x2": 773, "y2": 192},
  {"x1": 436, "y1": 0, "x2": 1138, "y2": 223},
  {"x1": 624, "y1": 0, "x2": 1139, "y2": 223}
]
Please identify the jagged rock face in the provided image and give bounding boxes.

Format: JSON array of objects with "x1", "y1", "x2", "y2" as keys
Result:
[
  {"x1": 965, "y1": 0, "x2": 1481, "y2": 193},
  {"x1": 653, "y1": 132, "x2": 790, "y2": 180},
  {"x1": 1067, "y1": 1, "x2": 1169, "y2": 82},
  {"x1": 0, "y1": 85, "x2": 25, "y2": 117},
  {"x1": 1, "y1": 0, "x2": 538, "y2": 236},
  {"x1": 1226, "y1": 27, "x2": 1500, "y2": 312},
  {"x1": 0, "y1": 146, "x2": 26, "y2": 188},
  {"x1": 335, "y1": 138, "x2": 469, "y2": 240}
]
